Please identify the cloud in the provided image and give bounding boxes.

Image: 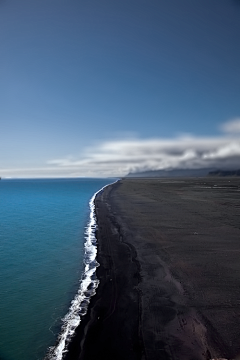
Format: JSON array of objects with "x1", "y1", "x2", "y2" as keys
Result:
[
  {"x1": 2, "y1": 119, "x2": 240, "y2": 178},
  {"x1": 46, "y1": 133, "x2": 240, "y2": 177},
  {"x1": 220, "y1": 118, "x2": 240, "y2": 133}
]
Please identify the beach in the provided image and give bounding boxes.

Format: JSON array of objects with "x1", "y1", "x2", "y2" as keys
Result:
[{"x1": 65, "y1": 177, "x2": 240, "y2": 360}]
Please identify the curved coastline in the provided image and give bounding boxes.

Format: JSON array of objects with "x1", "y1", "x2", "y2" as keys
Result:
[
  {"x1": 45, "y1": 180, "x2": 118, "y2": 360},
  {"x1": 64, "y1": 179, "x2": 143, "y2": 360},
  {"x1": 64, "y1": 177, "x2": 240, "y2": 360}
]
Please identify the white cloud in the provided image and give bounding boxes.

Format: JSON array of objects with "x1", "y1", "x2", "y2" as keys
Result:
[
  {"x1": 220, "y1": 118, "x2": 240, "y2": 133},
  {"x1": 202, "y1": 142, "x2": 240, "y2": 159},
  {"x1": 44, "y1": 134, "x2": 240, "y2": 177},
  {"x1": 2, "y1": 120, "x2": 240, "y2": 178}
]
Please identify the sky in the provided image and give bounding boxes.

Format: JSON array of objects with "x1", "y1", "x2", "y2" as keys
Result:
[{"x1": 1, "y1": 0, "x2": 240, "y2": 177}]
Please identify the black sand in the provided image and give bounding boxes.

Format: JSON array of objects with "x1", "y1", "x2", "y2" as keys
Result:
[{"x1": 65, "y1": 177, "x2": 240, "y2": 360}]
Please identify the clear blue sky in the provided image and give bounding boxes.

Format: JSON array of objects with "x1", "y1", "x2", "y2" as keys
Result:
[{"x1": 1, "y1": 0, "x2": 240, "y2": 177}]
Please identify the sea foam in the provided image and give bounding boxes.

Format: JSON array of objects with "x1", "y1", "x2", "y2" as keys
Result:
[{"x1": 45, "y1": 182, "x2": 114, "y2": 360}]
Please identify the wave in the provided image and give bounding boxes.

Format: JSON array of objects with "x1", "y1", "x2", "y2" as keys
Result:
[{"x1": 45, "y1": 181, "x2": 117, "y2": 360}]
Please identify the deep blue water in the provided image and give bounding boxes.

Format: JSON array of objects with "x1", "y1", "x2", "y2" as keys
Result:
[{"x1": 0, "y1": 178, "x2": 114, "y2": 360}]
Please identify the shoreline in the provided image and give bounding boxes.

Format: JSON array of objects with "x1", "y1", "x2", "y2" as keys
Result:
[
  {"x1": 64, "y1": 180, "x2": 143, "y2": 360},
  {"x1": 46, "y1": 182, "x2": 114, "y2": 360},
  {"x1": 64, "y1": 177, "x2": 240, "y2": 360}
]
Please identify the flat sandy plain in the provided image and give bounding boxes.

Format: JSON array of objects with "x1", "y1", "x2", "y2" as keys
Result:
[{"x1": 65, "y1": 177, "x2": 240, "y2": 360}]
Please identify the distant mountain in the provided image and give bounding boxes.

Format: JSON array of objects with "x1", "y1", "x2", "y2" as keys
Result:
[
  {"x1": 126, "y1": 168, "x2": 214, "y2": 178},
  {"x1": 209, "y1": 169, "x2": 240, "y2": 176}
]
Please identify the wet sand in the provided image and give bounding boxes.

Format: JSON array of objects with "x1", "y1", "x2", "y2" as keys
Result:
[{"x1": 65, "y1": 177, "x2": 240, "y2": 360}]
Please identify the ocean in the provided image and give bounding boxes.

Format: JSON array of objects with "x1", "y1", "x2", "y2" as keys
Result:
[{"x1": 0, "y1": 178, "x2": 114, "y2": 360}]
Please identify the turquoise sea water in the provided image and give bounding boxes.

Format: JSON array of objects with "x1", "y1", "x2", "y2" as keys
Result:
[{"x1": 0, "y1": 178, "x2": 113, "y2": 360}]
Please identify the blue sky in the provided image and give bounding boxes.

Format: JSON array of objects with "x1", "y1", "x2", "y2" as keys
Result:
[{"x1": 1, "y1": 0, "x2": 240, "y2": 177}]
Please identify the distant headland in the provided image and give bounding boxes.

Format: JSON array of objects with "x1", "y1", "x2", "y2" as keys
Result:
[
  {"x1": 126, "y1": 168, "x2": 240, "y2": 178},
  {"x1": 209, "y1": 169, "x2": 240, "y2": 176}
]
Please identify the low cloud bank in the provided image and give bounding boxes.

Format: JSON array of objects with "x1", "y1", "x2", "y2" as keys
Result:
[
  {"x1": 47, "y1": 135, "x2": 240, "y2": 177},
  {"x1": 2, "y1": 119, "x2": 240, "y2": 178}
]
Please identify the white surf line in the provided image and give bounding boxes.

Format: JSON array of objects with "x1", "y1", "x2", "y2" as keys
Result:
[{"x1": 46, "y1": 179, "x2": 119, "y2": 360}]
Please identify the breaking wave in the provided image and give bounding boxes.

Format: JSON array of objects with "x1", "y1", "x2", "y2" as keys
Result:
[{"x1": 45, "y1": 181, "x2": 115, "y2": 360}]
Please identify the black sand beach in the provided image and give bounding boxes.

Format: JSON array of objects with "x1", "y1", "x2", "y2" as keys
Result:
[{"x1": 65, "y1": 177, "x2": 240, "y2": 360}]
